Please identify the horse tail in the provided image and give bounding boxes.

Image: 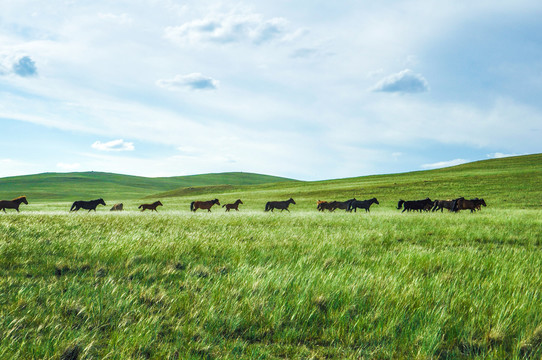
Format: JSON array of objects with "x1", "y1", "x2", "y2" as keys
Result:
[
  {"x1": 70, "y1": 202, "x2": 77, "y2": 211},
  {"x1": 190, "y1": 201, "x2": 195, "y2": 212},
  {"x1": 397, "y1": 200, "x2": 404, "y2": 210},
  {"x1": 265, "y1": 202, "x2": 270, "y2": 212},
  {"x1": 222, "y1": 204, "x2": 226, "y2": 208},
  {"x1": 138, "y1": 204, "x2": 143, "y2": 209}
]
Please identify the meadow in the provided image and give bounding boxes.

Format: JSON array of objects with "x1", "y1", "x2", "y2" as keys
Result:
[{"x1": 1, "y1": 154, "x2": 541, "y2": 359}]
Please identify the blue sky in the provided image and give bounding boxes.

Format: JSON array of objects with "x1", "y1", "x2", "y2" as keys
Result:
[{"x1": 1, "y1": 0, "x2": 541, "y2": 180}]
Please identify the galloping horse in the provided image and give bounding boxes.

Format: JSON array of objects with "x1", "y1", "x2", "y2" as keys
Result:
[
  {"x1": 451, "y1": 197, "x2": 487, "y2": 213},
  {"x1": 333, "y1": 198, "x2": 357, "y2": 211},
  {"x1": 191, "y1": 199, "x2": 220, "y2": 212},
  {"x1": 317, "y1": 200, "x2": 335, "y2": 212},
  {"x1": 110, "y1": 203, "x2": 124, "y2": 211},
  {"x1": 431, "y1": 199, "x2": 456, "y2": 212},
  {"x1": 348, "y1": 198, "x2": 379, "y2": 212},
  {"x1": 70, "y1": 198, "x2": 106, "y2": 212},
  {"x1": 397, "y1": 198, "x2": 432, "y2": 213},
  {"x1": 265, "y1": 198, "x2": 296, "y2": 212},
  {"x1": 222, "y1": 199, "x2": 243, "y2": 212},
  {"x1": 0, "y1": 196, "x2": 28, "y2": 213},
  {"x1": 139, "y1": 201, "x2": 163, "y2": 212}
]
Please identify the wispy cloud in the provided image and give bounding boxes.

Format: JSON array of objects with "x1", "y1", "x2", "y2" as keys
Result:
[
  {"x1": 156, "y1": 73, "x2": 219, "y2": 91},
  {"x1": 91, "y1": 139, "x2": 134, "y2": 152},
  {"x1": 164, "y1": 12, "x2": 294, "y2": 46},
  {"x1": 486, "y1": 152, "x2": 523, "y2": 159},
  {"x1": 372, "y1": 69, "x2": 429, "y2": 93},
  {"x1": 421, "y1": 159, "x2": 469, "y2": 170},
  {"x1": 98, "y1": 13, "x2": 133, "y2": 25}
]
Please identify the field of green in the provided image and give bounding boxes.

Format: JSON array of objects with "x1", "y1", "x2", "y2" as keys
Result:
[{"x1": 1, "y1": 154, "x2": 541, "y2": 359}]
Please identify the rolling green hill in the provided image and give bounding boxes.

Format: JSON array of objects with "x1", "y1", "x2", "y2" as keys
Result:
[
  {"x1": 0, "y1": 154, "x2": 540, "y2": 209},
  {"x1": 0, "y1": 171, "x2": 296, "y2": 201}
]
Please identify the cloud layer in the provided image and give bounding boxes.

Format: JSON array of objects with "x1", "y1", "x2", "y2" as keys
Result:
[{"x1": 164, "y1": 12, "x2": 293, "y2": 45}]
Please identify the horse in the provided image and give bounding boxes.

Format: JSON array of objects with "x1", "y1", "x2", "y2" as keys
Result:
[
  {"x1": 222, "y1": 199, "x2": 243, "y2": 212},
  {"x1": 70, "y1": 198, "x2": 106, "y2": 212},
  {"x1": 191, "y1": 199, "x2": 220, "y2": 212},
  {"x1": 451, "y1": 197, "x2": 487, "y2": 213},
  {"x1": 110, "y1": 203, "x2": 124, "y2": 211},
  {"x1": 431, "y1": 199, "x2": 456, "y2": 212},
  {"x1": 397, "y1": 198, "x2": 432, "y2": 213},
  {"x1": 333, "y1": 198, "x2": 357, "y2": 211},
  {"x1": 138, "y1": 201, "x2": 163, "y2": 212},
  {"x1": 348, "y1": 198, "x2": 379, "y2": 212},
  {"x1": 0, "y1": 196, "x2": 28, "y2": 213},
  {"x1": 265, "y1": 198, "x2": 296, "y2": 212}
]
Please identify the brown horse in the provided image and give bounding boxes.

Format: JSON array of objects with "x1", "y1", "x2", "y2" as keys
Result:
[
  {"x1": 452, "y1": 198, "x2": 487, "y2": 213},
  {"x1": 0, "y1": 196, "x2": 28, "y2": 213},
  {"x1": 317, "y1": 200, "x2": 337, "y2": 212},
  {"x1": 138, "y1": 201, "x2": 163, "y2": 212},
  {"x1": 191, "y1": 199, "x2": 220, "y2": 212},
  {"x1": 222, "y1": 199, "x2": 243, "y2": 211},
  {"x1": 110, "y1": 203, "x2": 124, "y2": 211}
]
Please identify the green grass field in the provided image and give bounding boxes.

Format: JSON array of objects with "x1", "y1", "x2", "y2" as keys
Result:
[{"x1": 1, "y1": 154, "x2": 541, "y2": 359}]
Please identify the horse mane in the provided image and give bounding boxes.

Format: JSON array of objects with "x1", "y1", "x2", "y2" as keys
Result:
[{"x1": 12, "y1": 196, "x2": 27, "y2": 201}]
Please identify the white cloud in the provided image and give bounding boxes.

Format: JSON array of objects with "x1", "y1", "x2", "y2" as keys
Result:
[
  {"x1": 372, "y1": 69, "x2": 429, "y2": 93},
  {"x1": 421, "y1": 159, "x2": 469, "y2": 170},
  {"x1": 91, "y1": 139, "x2": 134, "y2": 152},
  {"x1": 56, "y1": 162, "x2": 81, "y2": 171},
  {"x1": 156, "y1": 73, "x2": 219, "y2": 91},
  {"x1": 486, "y1": 152, "x2": 523, "y2": 159},
  {"x1": 164, "y1": 12, "x2": 293, "y2": 46},
  {"x1": 0, "y1": 54, "x2": 38, "y2": 77}
]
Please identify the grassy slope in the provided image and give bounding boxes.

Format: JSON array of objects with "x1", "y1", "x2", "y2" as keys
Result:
[
  {"x1": 0, "y1": 171, "x2": 296, "y2": 201},
  {"x1": 148, "y1": 153, "x2": 542, "y2": 211}
]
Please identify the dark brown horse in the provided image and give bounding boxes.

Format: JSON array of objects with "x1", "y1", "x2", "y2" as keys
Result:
[
  {"x1": 348, "y1": 198, "x2": 379, "y2": 212},
  {"x1": 397, "y1": 198, "x2": 432, "y2": 213},
  {"x1": 452, "y1": 198, "x2": 487, "y2": 213},
  {"x1": 70, "y1": 198, "x2": 106, "y2": 212},
  {"x1": 265, "y1": 198, "x2": 296, "y2": 212},
  {"x1": 191, "y1": 199, "x2": 220, "y2": 212},
  {"x1": 138, "y1": 201, "x2": 163, "y2": 212},
  {"x1": 0, "y1": 196, "x2": 28, "y2": 213},
  {"x1": 431, "y1": 199, "x2": 456, "y2": 212},
  {"x1": 317, "y1": 200, "x2": 336, "y2": 212},
  {"x1": 110, "y1": 203, "x2": 124, "y2": 211},
  {"x1": 222, "y1": 199, "x2": 243, "y2": 211}
]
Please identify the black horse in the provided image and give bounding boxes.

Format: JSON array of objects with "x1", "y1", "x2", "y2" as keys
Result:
[
  {"x1": 431, "y1": 199, "x2": 456, "y2": 212},
  {"x1": 348, "y1": 198, "x2": 379, "y2": 212},
  {"x1": 333, "y1": 198, "x2": 357, "y2": 211},
  {"x1": 70, "y1": 198, "x2": 106, "y2": 212},
  {"x1": 265, "y1": 198, "x2": 296, "y2": 212},
  {"x1": 397, "y1": 198, "x2": 432, "y2": 213},
  {"x1": 451, "y1": 197, "x2": 487, "y2": 213}
]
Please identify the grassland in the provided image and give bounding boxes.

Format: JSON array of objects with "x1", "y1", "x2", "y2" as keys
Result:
[{"x1": 0, "y1": 154, "x2": 541, "y2": 359}]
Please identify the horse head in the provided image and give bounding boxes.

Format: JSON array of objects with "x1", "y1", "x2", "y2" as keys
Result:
[
  {"x1": 213, "y1": 199, "x2": 220, "y2": 205},
  {"x1": 289, "y1": 198, "x2": 296, "y2": 204},
  {"x1": 99, "y1": 198, "x2": 106, "y2": 206},
  {"x1": 236, "y1": 199, "x2": 243, "y2": 204},
  {"x1": 157, "y1": 201, "x2": 163, "y2": 206},
  {"x1": 373, "y1": 198, "x2": 379, "y2": 204}
]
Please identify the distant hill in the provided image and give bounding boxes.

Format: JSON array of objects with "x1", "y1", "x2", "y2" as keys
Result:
[
  {"x1": 1, "y1": 154, "x2": 540, "y2": 208},
  {"x1": 0, "y1": 171, "x2": 297, "y2": 201}
]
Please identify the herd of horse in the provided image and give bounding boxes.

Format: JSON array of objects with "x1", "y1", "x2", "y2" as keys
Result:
[{"x1": 0, "y1": 195, "x2": 487, "y2": 214}]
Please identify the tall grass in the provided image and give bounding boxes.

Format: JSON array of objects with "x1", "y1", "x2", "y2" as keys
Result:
[{"x1": 1, "y1": 209, "x2": 541, "y2": 359}]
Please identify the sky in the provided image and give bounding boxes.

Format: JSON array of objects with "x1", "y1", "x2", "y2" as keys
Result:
[{"x1": 1, "y1": 0, "x2": 541, "y2": 180}]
